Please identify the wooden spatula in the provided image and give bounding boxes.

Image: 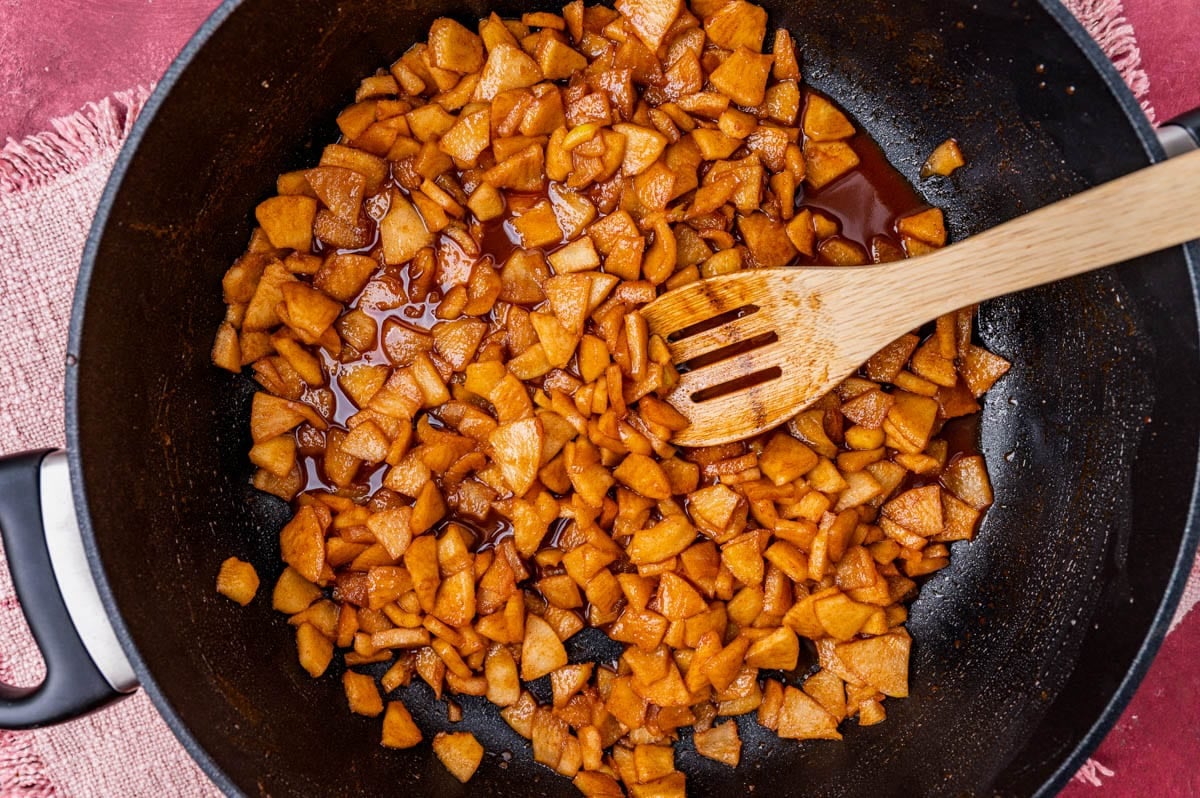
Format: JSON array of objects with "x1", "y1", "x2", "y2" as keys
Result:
[{"x1": 642, "y1": 147, "x2": 1200, "y2": 446}]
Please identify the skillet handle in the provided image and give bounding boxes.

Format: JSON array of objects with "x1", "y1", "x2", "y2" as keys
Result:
[
  {"x1": 0, "y1": 450, "x2": 136, "y2": 729},
  {"x1": 1159, "y1": 107, "x2": 1200, "y2": 157}
]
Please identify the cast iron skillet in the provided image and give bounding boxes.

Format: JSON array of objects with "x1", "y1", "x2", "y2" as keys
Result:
[{"x1": 1, "y1": 0, "x2": 1198, "y2": 795}]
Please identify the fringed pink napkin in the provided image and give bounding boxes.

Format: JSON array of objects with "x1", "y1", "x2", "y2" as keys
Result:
[
  {"x1": 0, "y1": 0, "x2": 1194, "y2": 795},
  {"x1": 0, "y1": 92, "x2": 220, "y2": 797}
]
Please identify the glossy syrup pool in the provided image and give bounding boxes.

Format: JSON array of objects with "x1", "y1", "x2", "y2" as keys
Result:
[{"x1": 804, "y1": 131, "x2": 930, "y2": 256}]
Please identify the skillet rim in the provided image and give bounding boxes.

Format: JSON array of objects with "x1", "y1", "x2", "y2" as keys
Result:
[
  {"x1": 62, "y1": 0, "x2": 1200, "y2": 795},
  {"x1": 1025, "y1": 7, "x2": 1200, "y2": 794}
]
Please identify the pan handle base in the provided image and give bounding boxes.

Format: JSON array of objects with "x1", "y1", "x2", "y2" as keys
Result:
[
  {"x1": 1158, "y1": 107, "x2": 1200, "y2": 157},
  {"x1": 0, "y1": 450, "x2": 136, "y2": 730}
]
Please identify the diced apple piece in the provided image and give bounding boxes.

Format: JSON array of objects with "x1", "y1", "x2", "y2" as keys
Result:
[
  {"x1": 721, "y1": 532, "x2": 765, "y2": 586},
  {"x1": 405, "y1": 103, "x2": 456, "y2": 142},
  {"x1": 255, "y1": 195, "x2": 317, "y2": 251},
  {"x1": 778, "y1": 685, "x2": 842, "y2": 740},
  {"x1": 272, "y1": 567, "x2": 322, "y2": 614},
  {"x1": 429, "y1": 18, "x2": 485, "y2": 74},
  {"x1": 537, "y1": 36, "x2": 588, "y2": 80},
  {"x1": 530, "y1": 311, "x2": 580, "y2": 367},
  {"x1": 783, "y1": 208, "x2": 816, "y2": 257},
  {"x1": 548, "y1": 236, "x2": 601, "y2": 274},
  {"x1": 709, "y1": 47, "x2": 773, "y2": 107},
  {"x1": 490, "y1": 417, "x2": 544, "y2": 496},
  {"x1": 612, "y1": 123, "x2": 668, "y2": 176},
  {"x1": 320, "y1": 143, "x2": 387, "y2": 193},
  {"x1": 745, "y1": 626, "x2": 799, "y2": 670},
  {"x1": 834, "y1": 629, "x2": 911, "y2": 697},
  {"x1": 885, "y1": 391, "x2": 939, "y2": 452},
  {"x1": 381, "y1": 700, "x2": 423, "y2": 749},
  {"x1": 704, "y1": 0, "x2": 767, "y2": 50},
  {"x1": 296, "y1": 622, "x2": 334, "y2": 678},
  {"x1": 343, "y1": 670, "x2": 384, "y2": 717},
  {"x1": 942, "y1": 454, "x2": 994, "y2": 509},
  {"x1": 216, "y1": 557, "x2": 259, "y2": 606},
  {"x1": 738, "y1": 212, "x2": 797, "y2": 268},
  {"x1": 433, "y1": 731, "x2": 486, "y2": 783},
  {"x1": 474, "y1": 43, "x2": 543, "y2": 101},
  {"x1": 467, "y1": 182, "x2": 505, "y2": 221},
  {"x1": 485, "y1": 644, "x2": 522, "y2": 706},
  {"x1": 960, "y1": 344, "x2": 1011, "y2": 397},
  {"x1": 511, "y1": 199, "x2": 563, "y2": 248},
  {"x1": 628, "y1": 514, "x2": 696, "y2": 565},
  {"x1": 545, "y1": 273, "x2": 592, "y2": 334},
  {"x1": 614, "y1": 453, "x2": 672, "y2": 500},
  {"x1": 249, "y1": 435, "x2": 297, "y2": 478},
  {"x1": 630, "y1": 773, "x2": 686, "y2": 798},
  {"x1": 803, "y1": 94, "x2": 856, "y2": 141},
  {"x1": 882, "y1": 485, "x2": 943, "y2": 537},
  {"x1": 280, "y1": 505, "x2": 326, "y2": 584},
  {"x1": 803, "y1": 669, "x2": 847, "y2": 721},
  {"x1": 841, "y1": 389, "x2": 895, "y2": 430},
  {"x1": 813, "y1": 591, "x2": 875, "y2": 641},
  {"x1": 804, "y1": 140, "x2": 860, "y2": 189},
  {"x1": 864, "y1": 333, "x2": 920, "y2": 382},
  {"x1": 339, "y1": 418, "x2": 388, "y2": 463},
  {"x1": 936, "y1": 491, "x2": 981, "y2": 542},
  {"x1": 380, "y1": 192, "x2": 433, "y2": 265},
  {"x1": 313, "y1": 253, "x2": 377, "y2": 303},
  {"x1": 693, "y1": 720, "x2": 742, "y2": 766},
  {"x1": 433, "y1": 318, "x2": 488, "y2": 371},
  {"x1": 656, "y1": 572, "x2": 706, "y2": 620},
  {"x1": 764, "y1": 80, "x2": 801, "y2": 125},
  {"x1": 304, "y1": 166, "x2": 365, "y2": 223},
  {"x1": 615, "y1": 0, "x2": 682, "y2": 50},
  {"x1": 692, "y1": 129, "x2": 741, "y2": 162},
  {"x1": 439, "y1": 107, "x2": 492, "y2": 166},
  {"x1": 574, "y1": 771, "x2": 625, "y2": 798},
  {"x1": 897, "y1": 208, "x2": 947, "y2": 246},
  {"x1": 367, "y1": 506, "x2": 414, "y2": 559},
  {"x1": 521, "y1": 614, "x2": 569, "y2": 679},
  {"x1": 921, "y1": 138, "x2": 966, "y2": 178}
]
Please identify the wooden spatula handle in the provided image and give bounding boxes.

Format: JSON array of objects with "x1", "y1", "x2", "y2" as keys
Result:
[{"x1": 886, "y1": 147, "x2": 1200, "y2": 326}]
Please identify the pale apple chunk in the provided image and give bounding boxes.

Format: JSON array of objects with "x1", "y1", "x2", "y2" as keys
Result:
[
  {"x1": 521, "y1": 614, "x2": 569, "y2": 680},
  {"x1": 380, "y1": 192, "x2": 433, "y2": 265},
  {"x1": 433, "y1": 731, "x2": 486, "y2": 783}
]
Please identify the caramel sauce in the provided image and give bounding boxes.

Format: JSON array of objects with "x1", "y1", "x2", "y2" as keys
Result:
[
  {"x1": 940, "y1": 413, "x2": 983, "y2": 463},
  {"x1": 453, "y1": 513, "x2": 516, "y2": 551},
  {"x1": 480, "y1": 216, "x2": 522, "y2": 265},
  {"x1": 802, "y1": 131, "x2": 930, "y2": 256}
]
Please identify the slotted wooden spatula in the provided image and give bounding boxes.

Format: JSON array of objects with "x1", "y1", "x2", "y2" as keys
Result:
[{"x1": 642, "y1": 148, "x2": 1200, "y2": 446}]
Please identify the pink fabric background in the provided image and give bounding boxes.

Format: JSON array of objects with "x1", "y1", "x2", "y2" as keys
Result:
[{"x1": 0, "y1": 0, "x2": 1198, "y2": 795}]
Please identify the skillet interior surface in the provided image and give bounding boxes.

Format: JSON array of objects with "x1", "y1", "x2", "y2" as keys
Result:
[{"x1": 68, "y1": 0, "x2": 1200, "y2": 795}]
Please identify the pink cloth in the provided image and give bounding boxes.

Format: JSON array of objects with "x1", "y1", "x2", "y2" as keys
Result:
[
  {"x1": 1121, "y1": 0, "x2": 1200, "y2": 122},
  {"x1": 0, "y1": 1, "x2": 1197, "y2": 795},
  {"x1": 0, "y1": 1, "x2": 214, "y2": 143}
]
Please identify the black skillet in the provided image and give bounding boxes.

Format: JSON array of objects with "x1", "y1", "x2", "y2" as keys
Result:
[{"x1": 1, "y1": 0, "x2": 1199, "y2": 795}]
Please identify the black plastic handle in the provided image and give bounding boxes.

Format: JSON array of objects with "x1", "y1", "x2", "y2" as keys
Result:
[
  {"x1": 0, "y1": 450, "x2": 123, "y2": 729},
  {"x1": 1163, "y1": 107, "x2": 1200, "y2": 147}
]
